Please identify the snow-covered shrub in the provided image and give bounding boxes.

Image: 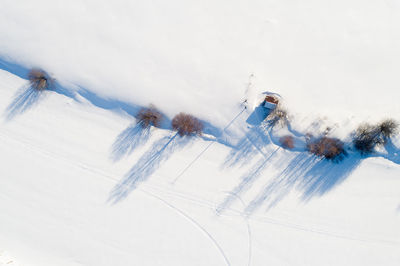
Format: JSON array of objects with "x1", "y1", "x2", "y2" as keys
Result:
[
  {"x1": 266, "y1": 105, "x2": 288, "y2": 127},
  {"x1": 352, "y1": 124, "x2": 381, "y2": 154},
  {"x1": 172, "y1": 113, "x2": 203, "y2": 136},
  {"x1": 307, "y1": 137, "x2": 346, "y2": 162},
  {"x1": 353, "y1": 119, "x2": 398, "y2": 154},
  {"x1": 279, "y1": 135, "x2": 294, "y2": 149},
  {"x1": 136, "y1": 105, "x2": 163, "y2": 128},
  {"x1": 28, "y1": 69, "x2": 54, "y2": 90},
  {"x1": 378, "y1": 119, "x2": 398, "y2": 140}
]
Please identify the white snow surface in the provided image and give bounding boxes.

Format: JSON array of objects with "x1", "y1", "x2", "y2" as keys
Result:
[
  {"x1": 1, "y1": 0, "x2": 400, "y2": 127},
  {"x1": 0, "y1": 1, "x2": 400, "y2": 265},
  {"x1": 0, "y1": 69, "x2": 400, "y2": 265}
]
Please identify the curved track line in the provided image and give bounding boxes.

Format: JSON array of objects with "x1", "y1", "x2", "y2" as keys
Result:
[
  {"x1": 1, "y1": 131, "x2": 232, "y2": 265},
  {"x1": 216, "y1": 192, "x2": 252, "y2": 266},
  {"x1": 141, "y1": 189, "x2": 231, "y2": 266},
  {"x1": 3, "y1": 131, "x2": 399, "y2": 247}
]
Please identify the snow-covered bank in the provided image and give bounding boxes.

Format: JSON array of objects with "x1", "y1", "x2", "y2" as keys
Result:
[
  {"x1": 0, "y1": 69, "x2": 399, "y2": 265},
  {"x1": 1, "y1": 0, "x2": 400, "y2": 128},
  {"x1": 1, "y1": 0, "x2": 400, "y2": 265}
]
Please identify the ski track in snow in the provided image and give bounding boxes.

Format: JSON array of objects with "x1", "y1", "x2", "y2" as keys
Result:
[
  {"x1": 1, "y1": 1, "x2": 400, "y2": 263},
  {"x1": 216, "y1": 192, "x2": 253, "y2": 266},
  {"x1": 141, "y1": 189, "x2": 232, "y2": 266},
  {"x1": 1, "y1": 76, "x2": 399, "y2": 266},
  {"x1": 0, "y1": 129, "x2": 233, "y2": 265},
  {"x1": 1, "y1": 125, "x2": 399, "y2": 249}
]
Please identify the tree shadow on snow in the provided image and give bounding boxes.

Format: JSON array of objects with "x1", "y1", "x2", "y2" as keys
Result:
[
  {"x1": 243, "y1": 153, "x2": 362, "y2": 215},
  {"x1": 217, "y1": 147, "x2": 281, "y2": 214},
  {"x1": 217, "y1": 107, "x2": 276, "y2": 212},
  {"x1": 0, "y1": 58, "x2": 238, "y2": 153},
  {"x1": 219, "y1": 107, "x2": 362, "y2": 215},
  {"x1": 110, "y1": 123, "x2": 152, "y2": 162},
  {"x1": 217, "y1": 122, "x2": 280, "y2": 213},
  {"x1": 4, "y1": 84, "x2": 46, "y2": 120},
  {"x1": 0, "y1": 58, "x2": 146, "y2": 122},
  {"x1": 222, "y1": 124, "x2": 273, "y2": 169},
  {"x1": 108, "y1": 133, "x2": 191, "y2": 203}
]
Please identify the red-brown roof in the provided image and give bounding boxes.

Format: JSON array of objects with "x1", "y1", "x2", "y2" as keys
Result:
[{"x1": 265, "y1": 96, "x2": 279, "y2": 104}]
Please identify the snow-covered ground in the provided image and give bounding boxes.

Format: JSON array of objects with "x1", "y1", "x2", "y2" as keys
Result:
[
  {"x1": 1, "y1": 68, "x2": 399, "y2": 265},
  {"x1": 1, "y1": 0, "x2": 400, "y2": 126},
  {"x1": 0, "y1": 1, "x2": 400, "y2": 265}
]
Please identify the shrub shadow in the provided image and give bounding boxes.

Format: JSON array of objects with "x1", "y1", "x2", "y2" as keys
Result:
[
  {"x1": 0, "y1": 58, "x2": 241, "y2": 151},
  {"x1": 0, "y1": 58, "x2": 155, "y2": 125},
  {"x1": 223, "y1": 124, "x2": 273, "y2": 169},
  {"x1": 109, "y1": 133, "x2": 191, "y2": 203},
  {"x1": 4, "y1": 84, "x2": 46, "y2": 120},
  {"x1": 110, "y1": 123, "x2": 152, "y2": 162},
  {"x1": 217, "y1": 107, "x2": 278, "y2": 212},
  {"x1": 244, "y1": 153, "x2": 362, "y2": 214},
  {"x1": 217, "y1": 147, "x2": 281, "y2": 213}
]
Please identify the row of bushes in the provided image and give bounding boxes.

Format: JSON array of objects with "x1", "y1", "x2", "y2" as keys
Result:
[
  {"x1": 30, "y1": 68, "x2": 398, "y2": 159},
  {"x1": 352, "y1": 120, "x2": 398, "y2": 154},
  {"x1": 28, "y1": 69, "x2": 204, "y2": 137},
  {"x1": 269, "y1": 104, "x2": 399, "y2": 162},
  {"x1": 137, "y1": 105, "x2": 203, "y2": 136}
]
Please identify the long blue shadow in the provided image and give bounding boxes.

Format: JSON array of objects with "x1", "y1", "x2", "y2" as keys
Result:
[
  {"x1": 381, "y1": 139, "x2": 400, "y2": 164},
  {"x1": 110, "y1": 123, "x2": 151, "y2": 162},
  {"x1": 201, "y1": 120, "x2": 223, "y2": 138},
  {"x1": 223, "y1": 124, "x2": 272, "y2": 169},
  {"x1": 4, "y1": 84, "x2": 45, "y2": 120},
  {"x1": 0, "y1": 58, "x2": 29, "y2": 78},
  {"x1": 245, "y1": 105, "x2": 270, "y2": 126},
  {"x1": 76, "y1": 86, "x2": 143, "y2": 122},
  {"x1": 0, "y1": 59, "x2": 46, "y2": 120},
  {"x1": 217, "y1": 146, "x2": 280, "y2": 213},
  {"x1": 1, "y1": 58, "x2": 225, "y2": 134},
  {"x1": 244, "y1": 153, "x2": 362, "y2": 214},
  {"x1": 108, "y1": 133, "x2": 191, "y2": 203},
  {"x1": 0, "y1": 58, "x2": 145, "y2": 123}
]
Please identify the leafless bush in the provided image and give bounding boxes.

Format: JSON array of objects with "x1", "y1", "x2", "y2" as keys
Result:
[
  {"x1": 378, "y1": 119, "x2": 398, "y2": 140},
  {"x1": 352, "y1": 124, "x2": 381, "y2": 154},
  {"x1": 136, "y1": 105, "x2": 163, "y2": 128},
  {"x1": 172, "y1": 113, "x2": 203, "y2": 136},
  {"x1": 307, "y1": 137, "x2": 346, "y2": 162},
  {"x1": 279, "y1": 135, "x2": 294, "y2": 149},
  {"x1": 353, "y1": 119, "x2": 399, "y2": 154},
  {"x1": 28, "y1": 69, "x2": 54, "y2": 90},
  {"x1": 266, "y1": 105, "x2": 288, "y2": 127}
]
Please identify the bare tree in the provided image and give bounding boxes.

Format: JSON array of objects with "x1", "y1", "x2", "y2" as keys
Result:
[
  {"x1": 136, "y1": 105, "x2": 163, "y2": 128},
  {"x1": 172, "y1": 113, "x2": 203, "y2": 136},
  {"x1": 28, "y1": 69, "x2": 54, "y2": 90}
]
